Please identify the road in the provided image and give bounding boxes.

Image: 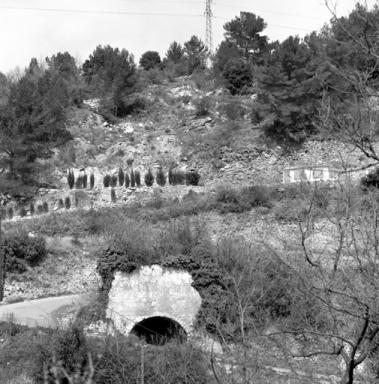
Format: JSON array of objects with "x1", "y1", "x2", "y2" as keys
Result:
[{"x1": 0, "y1": 294, "x2": 90, "y2": 328}]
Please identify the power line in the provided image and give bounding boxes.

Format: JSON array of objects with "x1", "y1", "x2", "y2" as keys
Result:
[
  {"x1": 213, "y1": 15, "x2": 313, "y2": 32},
  {"x1": 213, "y1": 2, "x2": 325, "y2": 21},
  {"x1": 0, "y1": 5, "x2": 203, "y2": 18}
]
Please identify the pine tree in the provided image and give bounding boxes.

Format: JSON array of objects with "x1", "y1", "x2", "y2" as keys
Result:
[
  {"x1": 65, "y1": 196, "x2": 71, "y2": 209},
  {"x1": 130, "y1": 170, "x2": 136, "y2": 187},
  {"x1": 135, "y1": 171, "x2": 141, "y2": 187},
  {"x1": 125, "y1": 172, "x2": 130, "y2": 188},
  {"x1": 156, "y1": 168, "x2": 166, "y2": 186},
  {"x1": 118, "y1": 167, "x2": 125, "y2": 186},
  {"x1": 90, "y1": 173, "x2": 95, "y2": 189},
  {"x1": 144, "y1": 169, "x2": 154, "y2": 187}
]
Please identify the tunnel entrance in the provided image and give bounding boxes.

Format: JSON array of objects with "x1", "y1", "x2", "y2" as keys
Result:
[{"x1": 131, "y1": 316, "x2": 187, "y2": 345}]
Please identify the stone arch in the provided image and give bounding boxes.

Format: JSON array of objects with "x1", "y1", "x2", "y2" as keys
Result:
[
  {"x1": 106, "y1": 266, "x2": 202, "y2": 337},
  {"x1": 131, "y1": 316, "x2": 187, "y2": 345}
]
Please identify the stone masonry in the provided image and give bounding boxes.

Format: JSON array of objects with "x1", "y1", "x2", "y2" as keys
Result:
[{"x1": 106, "y1": 265, "x2": 202, "y2": 335}]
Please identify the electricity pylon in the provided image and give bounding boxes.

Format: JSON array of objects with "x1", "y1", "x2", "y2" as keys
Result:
[{"x1": 205, "y1": 0, "x2": 213, "y2": 54}]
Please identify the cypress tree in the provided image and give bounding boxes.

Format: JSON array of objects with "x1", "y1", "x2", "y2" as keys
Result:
[
  {"x1": 65, "y1": 197, "x2": 71, "y2": 209},
  {"x1": 135, "y1": 171, "x2": 141, "y2": 187},
  {"x1": 43, "y1": 202, "x2": 49, "y2": 213},
  {"x1": 68, "y1": 170, "x2": 75, "y2": 189},
  {"x1": 58, "y1": 199, "x2": 64, "y2": 209},
  {"x1": 7, "y1": 207, "x2": 14, "y2": 219},
  {"x1": 83, "y1": 174, "x2": 88, "y2": 189},
  {"x1": 75, "y1": 176, "x2": 83, "y2": 189},
  {"x1": 177, "y1": 171, "x2": 185, "y2": 185},
  {"x1": 90, "y1": 173, "x2": 95, "y2": 189},
  {"x1": 111, "y1": 175, "x2": 118, "y2": 188},
  {"x1": 111, "y1": 188, "x2": 117, "y2": 203},
  {"x1": 30, "y1": 202, "x2": 35, "y2": 216},
  {"x1": 186, "y1": 170, "x2": 201, "y2": 186},
  {"x1": 156, "y1": 168, "x2": 166, "y2": 186},
  {"x1": 118, "y1": 167, "x2": 125, "y2": 186},
  {"x1": 144, "y1": 169, "x2": 154, "y2": 187},
  {"x1": 103, "y1": 175, "x2": 111, "y2": 188},
  {"x1": 19, "y1": 207, "x2": 27, "y2": 217},
  {"x1": 125, "y1": 172, "x2": 130, "y2": 188},
  {"x1": 168, "y1": 168, "x2": 175, "y2": 185},
  {"x1": 130, "y1": 170, "x2": 136, "y2": 187}
]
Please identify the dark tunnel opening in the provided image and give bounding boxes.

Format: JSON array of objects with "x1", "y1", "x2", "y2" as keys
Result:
[{"x1": 131, "y1": 316, "x2": 187, "y2": 345}]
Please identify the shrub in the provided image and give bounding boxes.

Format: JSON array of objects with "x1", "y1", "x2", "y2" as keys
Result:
[
  {"x1": 111, "y1": 175, "x2": 118, "y2": 188},
  {"x1": 83, "y1": 174, "x2": 88, "y2": 189},
  {"x1": 75, "y1": 196, "x2": 79, "y2": 208},
  {"x1": 58, "y1": 199, "x2": 64, "y2": 209},
  {"x1": 185, "y1": 170, "x2": 201, "y2": 186},
  {"x1": 29, "y1": 202, "x2": 35, "y2": 216},
  {"x1": 361, "y1": 168, "x2": 379, "y2": 189},
  {"x1": 19, "y1": 207, "x2": 27, "y2": 217},
  {"x1": 124, "y1": 172, "x2": 130, "y2": 188},
  {"x1": 135, "y1": 171, "x2": 141, "y2": 187},
  {"x1": 37, "y1": 205, "x2": 44, "y2": 214},
  {"x1": 42, "y1": 202, "x2": 49, "y2": 213},
  {"x1": 65, "y1": 196, "x2": 71, "y2": 209},
  {"x1": 0, "y1": 207, "x2": 6, "y2": 219},
  {"x1": 156, "y1": 168, "x2": 166, "y2": 186},
  {"x1": 130, "y1": 170, "x2": 136, "y2": 187},
  {"x1": 194, "y1": 96, "x2": 212, "y2": 117},
  {"x1": 118, "y1": 167, "x2": 124, "y2": 186},
  {"x1": 103, "y1": 174, "x2": 111, "y2": 188},
  {"x1": 67, "y1": 170, "x2": 75, "y2": 189},
  {"x1": 7, "y1": 207, "x2": 14, "y2": 219},
  {"x1": 144, "y1": 169, "x2": 154, "y2": 187},
  {"x1": 111, "y1": 188, "x2": 117, "y2": 203},
  {"x1": 1, "y1": 231, "x2": 47, "y2": 272},
  {"x1": 90, "y1": 173, "x2": 95, "y2": 189},
  {"x1": 222, "y1": 99, "x2": 245, "y2": 121},
  {"x1": 32, "y1": 325, "x2": 92, "y2": 384}
]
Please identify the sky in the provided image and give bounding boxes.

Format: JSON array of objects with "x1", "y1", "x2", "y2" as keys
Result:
[{"x1": 0, "y1": 0, "x2": 377, "y2": 72}]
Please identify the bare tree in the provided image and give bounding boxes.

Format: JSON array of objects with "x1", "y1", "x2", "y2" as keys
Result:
[
  {"x1": 320, "y1": 1, "x2": 379, "y2": 169},
  {"x1": 268, "y1": 184, "x2": 379, "y2": 384}
]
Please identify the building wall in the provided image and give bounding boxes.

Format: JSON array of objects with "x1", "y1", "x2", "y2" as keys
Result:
[
  {"x1": 283, "y1": 167, "x2": 340, "y2": 184},
  {"x1": 106, "y1": 266, "x2": 202, "y2": 335}
]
